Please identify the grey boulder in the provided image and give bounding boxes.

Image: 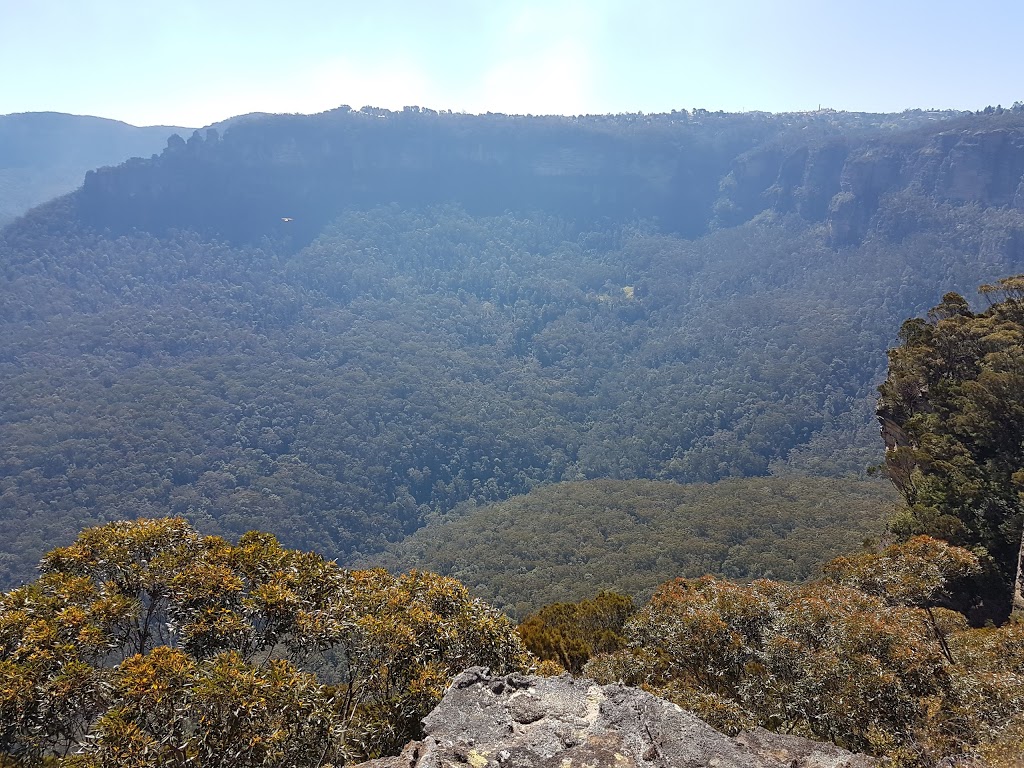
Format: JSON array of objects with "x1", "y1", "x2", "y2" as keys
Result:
[{"x1": 354, "y1": 667, "x2": 875, "y2": 768}]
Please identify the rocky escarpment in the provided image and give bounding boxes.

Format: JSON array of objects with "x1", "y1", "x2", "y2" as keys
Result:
[
  {"x1": 0, "y1": 111, "x2": 191, "y2": 227},
  {"x1": 715, "y1": 115, "x2": 1024, "y2": 246},
  {"x1": 355, "y1": 667, "x2": 875, "y2": 768},
  {"x1": 65, "y1": 106, "x2": 993, "y2": 250},
  {"x1": 75, "y1": 108, "x2": 765, "y2": 246},
  {"x1": 28, "y1": 105, "x2": 1023, "y2": 253}
]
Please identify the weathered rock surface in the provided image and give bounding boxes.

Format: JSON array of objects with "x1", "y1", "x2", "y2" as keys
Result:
[{"x1": 354, "y1": 667, "x2": 875, "y2": 768}]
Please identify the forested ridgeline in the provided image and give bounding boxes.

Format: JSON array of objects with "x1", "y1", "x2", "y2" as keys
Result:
[
  {"x1": 367, "y1": 475, "x2": 896, "y2": 618},
  {"x1": 65, "y1": 106, "x2": 1024, "y2": 249},
  {"x1": 0, "y1": 112, "x2": 190, "y2": 228},
  {"x1": 68, "y1": 107, "x2": 904, "y2": 245}
]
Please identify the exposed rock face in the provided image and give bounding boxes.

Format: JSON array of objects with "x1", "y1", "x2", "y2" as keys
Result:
[
  {"x1": 714, "y1": 120, "x2": 1024, "y2": 246},
  {"x1": 826, "y1": 147, "x2": 905, "y2": 245},
  {"x1": 354, "y1": 667, "x2": 875, "y2": 768},
  {"x1": 68, "y1": 106, "x2": 1024, "y2": 251},
  {"x1": 715, "y1": 141, "x2": 850, "y2": 227},
  {"x1": 76, "y1": 110, "x2": 752, "y2": 246}
]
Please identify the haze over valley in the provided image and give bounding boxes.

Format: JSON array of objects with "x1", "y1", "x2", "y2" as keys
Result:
[
  {"x1": 4, "y1": 104, "x2": 1023, "y2": 590},
  {"x1": 3, "y1": 2, "x2": 1024, "y2": 763}
]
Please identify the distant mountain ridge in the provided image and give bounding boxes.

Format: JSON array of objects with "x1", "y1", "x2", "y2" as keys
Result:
[
  {"x1": 64, "y1": 105, "x2": 1024, "y2": 250},
  {"x1": 0, "y1": 111, "x2": 192, "y2": 227},
  {"x1": 10, "y1": 106, "x2": 1024, "y2": 249},
  {"x1": 43, "y1": 108, "x2": 932, "y2": 240}
]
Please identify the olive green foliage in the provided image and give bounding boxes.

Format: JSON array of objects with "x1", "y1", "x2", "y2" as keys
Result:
[
  {"x1": 824, "y1": 536, "x2": 981, "y2": 663},
  {"x1": 63, "y1": 650, "x2": 338, "y2": 768},
  {"x1": 323, "y1": 568, "x2": 531, "y2": 758},
  {"x1": 0, "y1": 518, "x2": 529, "y2": 766},
  {"x1": 517, "y1": 591, "x2": 634, "y2": 673},
  {"x1": 374, "y1": 476, "x2": 895, "y2": 617},
  {"x1": 878, "y1": 278, "x2": 1024, "y2": 618},
  {"x1": 585, "y1": 538, "x2": 1023, "y2": 765}
]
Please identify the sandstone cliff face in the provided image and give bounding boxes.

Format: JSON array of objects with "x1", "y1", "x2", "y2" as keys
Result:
[
  {"x1": 77, "y1": 111, "x2": 755, "y2": 246},
  {"x1": 921, "y1": 128, "x2": 1024, "y2": 206},
  {"x1": 355, "y1": 667, "x2": 875, "y2": 768},
  {"x1": 823, "y1": 146, "x2": 905, "y2": 246},
  {"x1": 67, "y1": 107, "x2": 1024, "y2": 251},
  {"x1": 714, "y1": 141, "x2": 850, "y2": 227},
  {"x1": 715, "y1": 119, "x2": 1024, "y2": 247}
]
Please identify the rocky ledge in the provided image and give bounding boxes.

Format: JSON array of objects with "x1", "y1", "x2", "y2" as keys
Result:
[{"x1": 355, "y1": 667, "x2": 875, "y2": 768}]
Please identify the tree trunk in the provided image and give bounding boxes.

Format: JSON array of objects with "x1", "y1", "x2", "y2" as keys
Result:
[{"x1": 1013, "y1": 522, "x2": 1024, "y2": 624}]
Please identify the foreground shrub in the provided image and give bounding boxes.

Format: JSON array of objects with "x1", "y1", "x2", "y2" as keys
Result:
[
  {"x1": 0, "y1": 518, "x2": 530, "y2": 765},
  {"x1": 585, "y1": 539, "x2": 1024, "y2": 765},
  {"x1": 517, "y1": 590, "x2": 634, "y2": 673}
]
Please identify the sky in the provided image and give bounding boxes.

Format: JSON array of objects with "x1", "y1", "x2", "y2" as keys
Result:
[{"x1": 1, "y1": 0, "x2": 1022, "y2": 128}]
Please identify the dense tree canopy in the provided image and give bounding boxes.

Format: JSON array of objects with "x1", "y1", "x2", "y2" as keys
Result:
[
  {"x1": 517, "y1": 591, "x2": 635, "y2": 673},
  {"x1": 373, "y1": 475, "x2": 895, "y2": 617},
  {"x1": 878, "y1": 277, "x2": 1024, "y2": 620}
]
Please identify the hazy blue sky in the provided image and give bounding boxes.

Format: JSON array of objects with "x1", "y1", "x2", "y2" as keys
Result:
[{"x1": 2, "y1": 0, "x2": 1021, "y2": 127}]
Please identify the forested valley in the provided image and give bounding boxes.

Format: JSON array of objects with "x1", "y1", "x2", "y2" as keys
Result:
[{"x1": 2, "y1": 105, "x2": 1024, "y2": 765}]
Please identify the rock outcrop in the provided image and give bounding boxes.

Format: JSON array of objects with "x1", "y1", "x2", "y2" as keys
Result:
[
  {"x1": 714, "y1": 118, "x2": 1024, "y2": 247},
  {"x1": 354, "y1": 667, "x2": 875, "y2": 768}
]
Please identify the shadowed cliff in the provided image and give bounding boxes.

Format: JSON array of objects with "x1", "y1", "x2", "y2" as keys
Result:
[{"x1": 72, "y1": 106, "x2": 1024, "y2": 249}]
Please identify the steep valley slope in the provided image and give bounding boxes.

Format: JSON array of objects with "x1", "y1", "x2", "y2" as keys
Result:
[{"x1": 2, "y1": 106, "x2": 1024, "y2": 589}]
